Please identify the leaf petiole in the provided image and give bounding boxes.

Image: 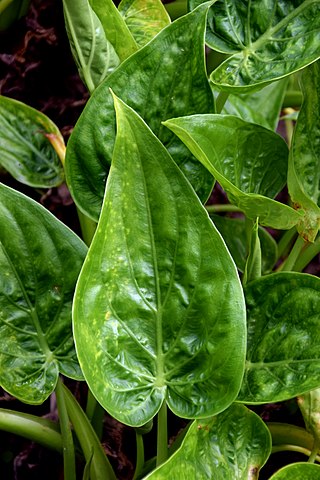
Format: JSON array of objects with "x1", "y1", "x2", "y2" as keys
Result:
[{"x1": 157, "y1": 401, "x2": 168, "y2": 467}]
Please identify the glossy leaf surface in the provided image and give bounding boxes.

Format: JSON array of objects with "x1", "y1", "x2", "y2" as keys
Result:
[
  {"x1": 200, "y1": 0, "x2": 320, "y2": 92},
  {"x1": 0, "y1": 184, "x2": 86, "y2": 404},
  {"x1": 0, "y1": 96, "x2": 64, "y2": 188},
  {"x1": 63, "y1": 0, "x2": 119, "y2": 92},
  {"x1": 238, "y1": 272, "x2": 320, "y2": 404},
  {"x1": 164, "y1": 114, "x2": 301, "y2": 229},
  {"x1": 269, "y1": 463, "x2": 320, "y2": 479},
  {"x1": 89, "y1": 0, "x2": 138, "y2": 62},
  {"x1": 221, "y1": 79, "x2": 288, "y2": 131},
  {"x1": 66, "y1": 3, "x2": 215, "y2": 221},
  {"x1": 210, "y1": 214, "x2": 277, "y2": 274},
  {"x1": 118, "y1": 0, "x2": 170, "y2": 47},
  {"x1": 145, "y1": 404, "x2": 271, "y2": 479},
  {"x1": 288, "y1": 61, "x2": 320, "y2": 242},
  {"x1": 73, "y1": 96, "x2": 246, "y2": 426}
]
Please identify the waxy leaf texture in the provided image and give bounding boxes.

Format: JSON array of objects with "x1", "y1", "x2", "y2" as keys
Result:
[{"x1": 73, "y1": 96, "x2": 246, "y2": 426}]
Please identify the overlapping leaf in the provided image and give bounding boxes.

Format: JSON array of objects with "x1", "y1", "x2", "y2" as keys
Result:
[
  {"x1": 73, "y1": 96, "x2": 246, "y2": 426},
  {"x1": 238, "y1": 273, "x2": 320, "y2": 404},
  {"x1": 0, "y1": 96, "x2": 64, "y2": 188},
  {"x1": 0, "y1": 183, "x2": 86, "y2": 404},
  {"x1": 288, "y1": 60, "x2": 320, "y2": 242},
  {"x1": 164, "y1": 114, "x2": 301, "y2": 229},
  {"x1": 118, "y1": 0, "x2": 170, "y2": 47},
  {"x1": 63, "y1": 0, "x2": 119, "y2": 92},
  {"x1": 210, "y1": 215, "x2": 277, "y2": 273},
  {"x1": 269, "y1": 463, "x2": 320, "y2": 479},
  {"x1": 221, "y1": 79, "x2": 288, "y2": 131},
  {"x1": 145, "y1": 404, "x2": 271, "y2": 479},
  {"x1": 65, "y1": 3, "x2": 215, "y2": 221},
  {"x1": 191, "y1": 0, "x2": 320, "y2": 92}
]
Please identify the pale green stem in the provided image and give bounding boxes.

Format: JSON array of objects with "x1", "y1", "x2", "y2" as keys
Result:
[
  {"x1": 277, "y1": 227, "x2": 297, "y2": 260},
  {"x1": 85, "y1": 389, "x2": 104, "y2": 440},
  {"x1": 215, "y1": 91, "x2": 229, "y2": 114},
  {"x1": 0, "y1": 408, "x2": 62, "y2": 452},
  {"x1": 292, "y1": 237, "x2": 320, "y2": 272},
  {"x1": 272, "y1": 444, "x2": 320, "y2": 462},
  {"x1": 0, "y1": 0, "x2": 13, "y2": 15},
  {"x1": 284, "y1": 115, "x2": 295, "y2": 148},
  {"x1": 55, "y1": 377, "x2": 76, "y2": 480},
  {"x1": 278, "y1": 235, "x2": 306, "y2": 272},
  {"x1": 133, "y1": 432, "x2": 145, "y2": 480},
  {"x1": 157, "y1": 402, "x2": 168, "y2": 467},
  {"x1": 308, "y1": 437, "x2": 320, "y2": 464},
  {"x1": 268, "y1": 422, "x2": 315, "y2": 451},
  {"x1": 205, "y1": 204, "x2": 243, "y2": 214},
  {"x1": 282, "y1": 90, "x2": 303, "y2": 108}
]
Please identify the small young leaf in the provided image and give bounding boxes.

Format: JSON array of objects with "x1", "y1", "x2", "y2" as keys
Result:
[
  {"x1": 144, "y1": 404, "x2": 271, "y2": 479},
  {"x1": 238, "y1": 272, "x2": 320, "y2": 404},
  {"x1": 164, "y1": 114, "x2": 301, "y2": 229},
  {"x1": 66, "y1": 3, "x2": 215, "y2": 221},
  {"x1": 210, "y1": 214, "x2": 277, "y2": 274},
  {"x1": 62, "y1": 0, "x2": 119, "y2": 92},
  {"x1": 269, "y1": 462, "x2": 320, "y2": 479},
  {"x1": 0, "y1": 183, "x2": 86, "y2": 404},
  {"x1": 220, "y1": 78, "x2": 288, "y2": 131},
  {"x1": 118, "y1": 0, "x2": 170, "y2": 47},
  {"x1": 198, "y1": 0, "x2": 320, "y2": 92},
  {"x1": 73, "y1": 96, "x2": 246, "y2": 426},
  {"x1": 288, "y1": 60, "x2": 320, "y2": 242},
  {"x1": 0, "y1": 96, "x2": 64, "y2": 188}
]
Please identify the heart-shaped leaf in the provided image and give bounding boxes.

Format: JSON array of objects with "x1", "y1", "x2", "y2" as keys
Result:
[
  {"x1": 0, "y1": 96, "x2": 65, "y2": 188},
  {"x1": 164, "y1": 114, "x2": 301, "y2": 229},
  {"x1": 65, "y1": 2, "x2": 215, "y2": 221},
  {"x1": 209, "y1": 214, "x2": 277, "y2": 274},
  {"x1": 145, "y1": 404, "x2": 271, "y2": 479},
  {"x1": 191, "y1": 0, "x2": 320, "y2": 92},
  {"x1": 118, "y1": 0, "x2": 170, "y2": 47},
  {"x1": 62, "y1": 0, "x2": 119, "y2": 92},
  {"x1": 220, "y1": 78, "x2": 288, "y2": 131},
  {"x1": 269, "y1": 463, "x2": 320, "y2": 479},
  {"x1": 238, "y1": 272, "x2": 320, "y2": 404},
  {"x1": 288, "y1": 60, "x2": 320, "y2": 242},
  {"x1": 72, "y1": 95, "x2": 246, "y2": 426},
  {"x1": 0, "y1": 183, "x2": 86, "y2": 404}
]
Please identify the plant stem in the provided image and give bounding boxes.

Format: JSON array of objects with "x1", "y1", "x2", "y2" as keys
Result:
[
  {"x1": 164, "y1": 0, "x2": 187, "y2": 19},
  {"x1": 62, "y1": 384, "x2": 116, "y2": 480},
  {"x1": 268, "y1": 422, "x2": 315, "y2": 451},
  {"x1": 205, "y1": 204, "x2": 243, "y2": 214},
  {"x1": 215, "y1": 90, "x2": 229, "y2": 114},
  {"x1": 133, "y1": 432, "x2": 145, "y2": 480},
  {"x1": 0, "y1": 0, "x2": 14, "y2": 15},
  {"x1": 55, "y1": 377, "x2": 77, "y2": 480},
  {"x1": 277, "y1": 227, "x2": 297, "y2": 260},
  {"x1": 156, "y1": 401, "x2": 168, "y2": 467},
  {"x1": 86, "y1": 389, "x2": 105, "y2": 440},
  {"x1": 272, "y1": 444, "x2": 320, "y2": 462},
  {"x1": 278, "y1": 235, "x2": 306, "y2": 272},
  {"x1": 292, "y1": 237, "x2": 320, "y2": 272},
  {"x1": 0, "y1": 408, "x2": 62, "y2": 452},
  {"x1": 282, "y1": 90, "x2": 303, "y2": 108},
  {"x1": 77, "y1": 209, "x2": 97, "y2": 246},
  {"x1": 308, "y1": 437, "x2": 320, "y2": 464}
]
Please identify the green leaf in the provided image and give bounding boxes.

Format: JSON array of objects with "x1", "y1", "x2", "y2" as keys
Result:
[
  {"x1": 288, "y1": 61, "x2": 320, "y2": 242},
  {"x1": 238, "y1": 272, "x2": 320, "y2": 404},
  {"x1": 66, "y1": 3, "x2": 215, "y2": 221},
  {"x1": 145, "y1": 404, "x2": 271, "y2": 479},
  {"x1": 72, "y1": 95, "x2": 246, "y2": 426},
  {"x1": 298, "y1": 388, "x2": 320, "y2": 440},
  {"x1": 209, "y1": 214, "x2": 277, "y2": 274},
  {"x1": 221, "y1": 78, "x2": 288, "y2": 131},
  {"x1": 0, "y1": 183, "x2": 86, "y2": 404},
  {"x1": 269, "y1": 462, "x2": 320, "y2": 479},
  {"x1": 0, "y1": 96, "x2": 65, "y2": 188},
  {"x1": 62, "y1": 0, "x2": 119, "y2": 93},
  {"x1": 190, "y1": 0, "x2": 320, "y2": 92},
  {"x1": 118, "y1": 0, "x2": 171, "y2": 47},
  {"x1": 89, "y1": 0, "x2": 138, "y2": 62},
  {"x1": 164, "y1": 114, "x2": 301, "y2": 229}
]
